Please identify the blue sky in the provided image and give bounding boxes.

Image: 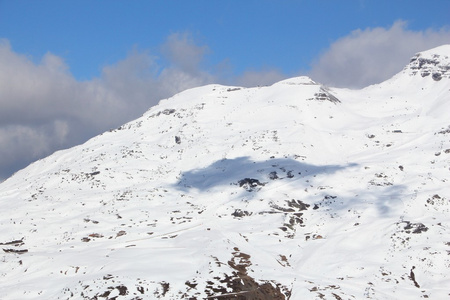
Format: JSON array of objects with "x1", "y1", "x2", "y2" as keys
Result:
[
  {"x1": 2, "y1": 1, "x2": 449, "y2": 80},
  {"x1": 0, "y1": 0, "x2": 449, "y2": 180}
]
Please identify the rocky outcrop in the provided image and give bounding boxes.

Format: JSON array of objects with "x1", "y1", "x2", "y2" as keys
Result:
[{"x1": 407, "y1": 46, "x2": 450, "y2": 80}]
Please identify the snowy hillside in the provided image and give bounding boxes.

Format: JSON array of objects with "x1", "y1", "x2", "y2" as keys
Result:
[{"x1": 1, "y1": 45, "x2": 450, "y2": 299}]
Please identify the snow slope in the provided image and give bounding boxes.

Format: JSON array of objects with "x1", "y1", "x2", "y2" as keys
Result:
[{"x1": 1, "y1": 45, "x2": 450, "y2": 299}]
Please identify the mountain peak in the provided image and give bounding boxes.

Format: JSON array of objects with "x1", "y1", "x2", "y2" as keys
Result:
[
  {"x1": 405, "y1": 44, "x2": 450, "y2": 80},
  {"x1": 273, "y1": 76, "x2": 317, "y2": 86}
]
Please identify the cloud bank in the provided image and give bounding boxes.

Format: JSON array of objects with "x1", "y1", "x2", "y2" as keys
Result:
[{"x1": 309, "y1": 21, "x2": 450, "y2": 88}]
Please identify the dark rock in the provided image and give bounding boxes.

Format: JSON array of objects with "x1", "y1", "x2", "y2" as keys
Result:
[
  {"x1": 409, "y1": 266, "x2": 420, "y2": 288},
  {"x1": 2, "y1": 248, "x2": 28, "y2": 254},
  {"x1": 312, "y1": 87, "x2": 341, "y2": 103},
  {"x1": 237, "y1": 178, "x2": 265, "y2": 192},
  {"x1": 403, "y1": 221, "x2": 428, "y2": 234},
  {"x1": 286, "y1": 199, "x2": 310, "y2": 211},
  {"x1": 161, "y1": 109, "x2": 176, "y2": 115},
  {"x1": 0, "y1": 239, "x2": 24, "y2": 246},
  {"x1": 232, "y1": 209, "x2": 251, "y2": 218},
  {"x1": 116, "y1": 285, "x2": 128, "y2": 296},
  {"x1": 432, "y1": 73, "x2": 442, "y2": 81},
  {"x1": 227, "y1": 87, "x2": 241, "y2": 92},
  {"x1": 268, "y1": 171, "x2": 279, "y2": 180}
]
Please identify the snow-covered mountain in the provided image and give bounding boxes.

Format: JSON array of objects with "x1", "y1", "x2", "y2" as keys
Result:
[{"x1": 1, "y1": 45, "x2": 450, "y2": 299}]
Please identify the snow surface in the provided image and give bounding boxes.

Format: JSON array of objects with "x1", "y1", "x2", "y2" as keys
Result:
[{"x1": 1, "y1": 45, "x2": 450, "y2": 299}]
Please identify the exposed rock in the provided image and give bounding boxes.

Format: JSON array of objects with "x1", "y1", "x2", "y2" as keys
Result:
[
  {"x1": 237, "y1": 178, "x2": 265, "y2": 192},
  {"x1": 310, "y1": 87, "x2": 341, "y2": 103},
  {"x1": 407, "y1": 51, "x2": 450, "y2": 80}
]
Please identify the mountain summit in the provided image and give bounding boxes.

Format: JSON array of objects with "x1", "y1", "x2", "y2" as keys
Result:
[{"x1": 1, "y1": 45, "x2": 450, "y2": 299}]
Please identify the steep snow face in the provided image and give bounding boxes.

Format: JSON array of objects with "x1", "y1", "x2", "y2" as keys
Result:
[{"x1": 1, "y1": 47, "x2": 450, "y2": 299}]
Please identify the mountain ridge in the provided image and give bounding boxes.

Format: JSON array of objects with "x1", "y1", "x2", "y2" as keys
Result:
[{"x1": 1, "y1": 45, "x2": 450, "y2": 299}]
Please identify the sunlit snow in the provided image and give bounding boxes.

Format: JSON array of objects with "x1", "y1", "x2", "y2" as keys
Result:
[{"x1": 1, "y1": 45, "x2": 450, "y2": 299}]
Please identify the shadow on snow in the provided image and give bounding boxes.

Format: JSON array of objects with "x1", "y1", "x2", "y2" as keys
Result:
[
  {"x1": 174, "y1": 156, "x2": 407, "y2": 216},
  {"x1": 174, "y1": 156, "x2": 355, "y2": 192}
]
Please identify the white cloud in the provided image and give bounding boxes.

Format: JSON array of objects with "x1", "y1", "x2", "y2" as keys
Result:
[
  {"x1": 161, "y1": 32, "x2": 210, "y2": 75},
  {"x1": 0, "y1": 121, "x2": 69, "y2": 179},
  {"x1": 309, "y1": 21, "x2": 450, "y2": 88},
  {"x1": 235, "y1": 69, "x2": 286, "y2": 87},
  {"x1": 158, "y1": 32, "x2": 216, "y2": 94},
  {"x1": 0, "y1": 41, "x2": 76, "y2": 124}
]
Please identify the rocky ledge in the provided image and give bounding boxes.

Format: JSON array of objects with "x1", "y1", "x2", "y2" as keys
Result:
[{"x1": 407, "y1": 46, "x2": 450, "y2": 81}]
